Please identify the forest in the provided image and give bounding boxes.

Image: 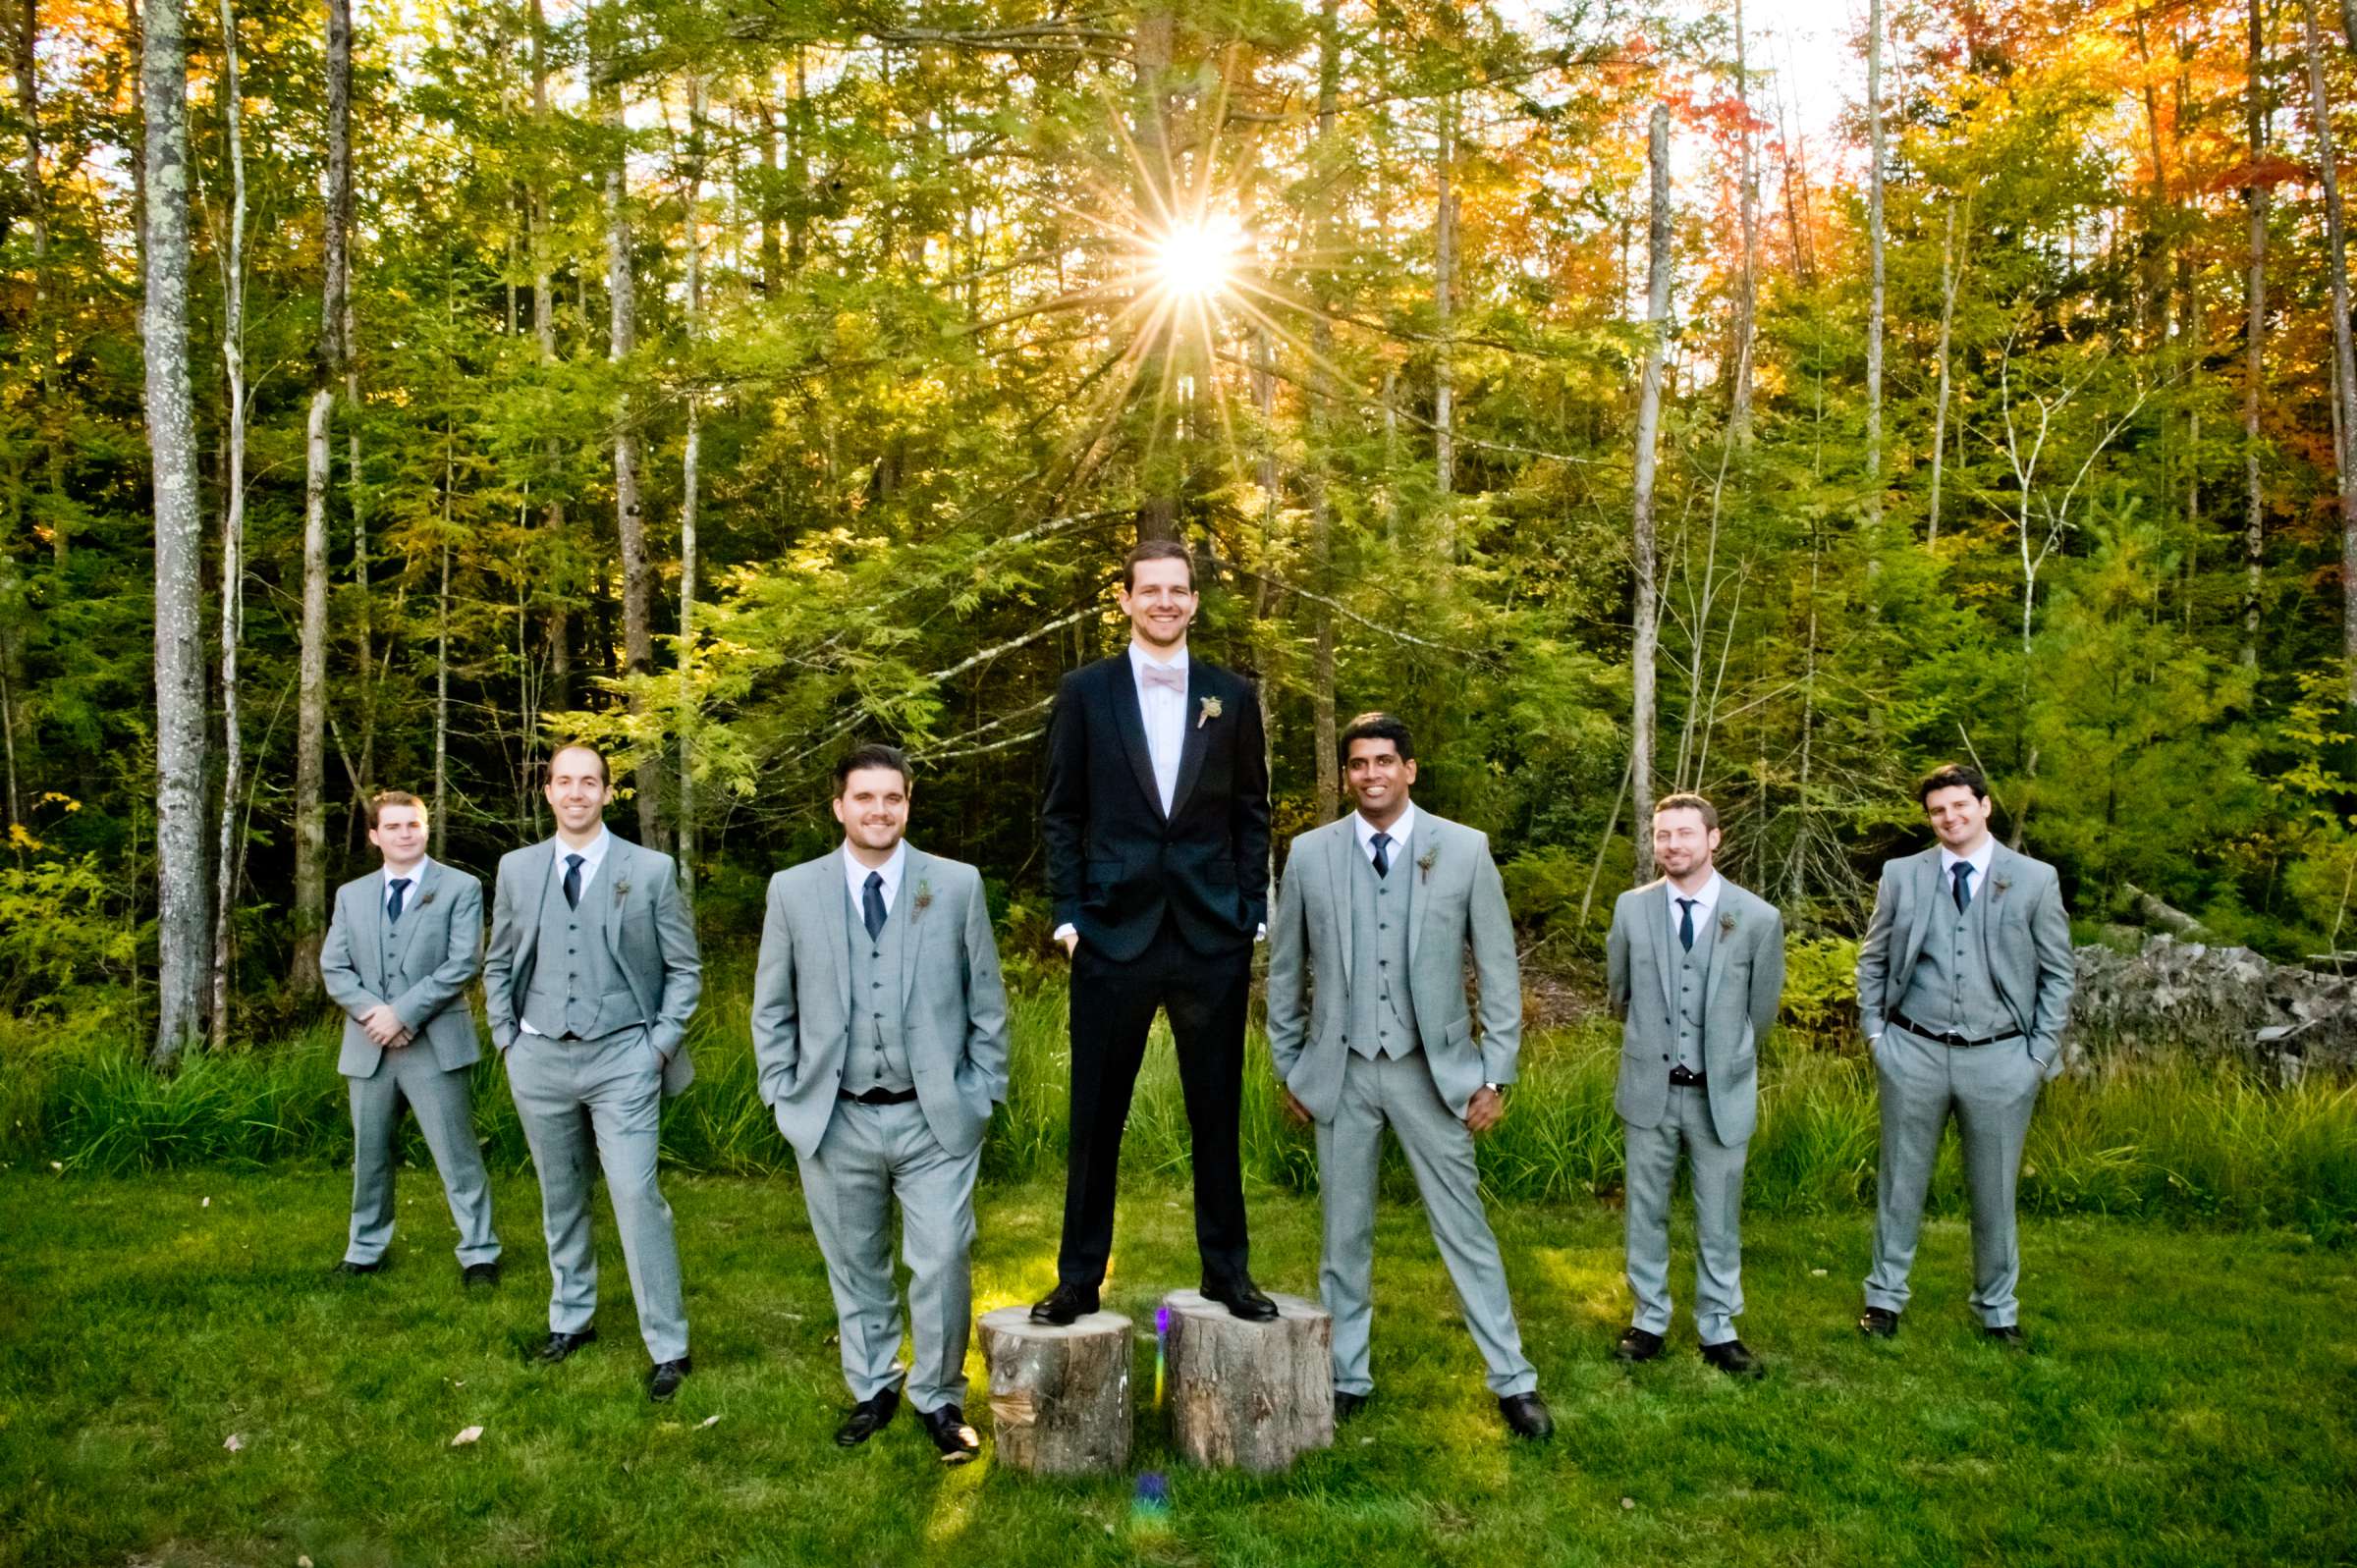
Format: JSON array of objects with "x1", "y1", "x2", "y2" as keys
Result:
[{"x1": 5, "y1": 0, "x2": 2353, "y2": 1060}]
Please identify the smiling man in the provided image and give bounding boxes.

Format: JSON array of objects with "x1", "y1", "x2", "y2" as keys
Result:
[
  {"x1": 317, "y1": 790, "x2": 499, "y2": 1285},
  {"x1": 482, "y1": 743, "x2": 703, "y2": 1401},
  {"x1": 1265, "y1": 713, "x2": 1552, "y2": 1439},
  {"x1": 1031, "y1": 539, "x2": 1275, "y2": 1327},
  {"x1": 1854, "y1": 763, "x2": 2076, "y2": 1348}
]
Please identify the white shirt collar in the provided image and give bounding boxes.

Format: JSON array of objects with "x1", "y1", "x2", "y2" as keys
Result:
[
  {"x1": 554, "y1": 828, "x2": 611, "y2": 878},
  {"x1": 1940, "y1": 838, "x2": 1997, "y2": 884},
  {"x1": 1127, "y1": 640, "x2": 1189, "y2": 682},
  {"x1": 1666, "y1": 870, "x2": 1723, "y2": 916},
  {"x1": 1352, "y1": 803, "x2": 1417, "y2": 861},
  {"x1": 382, "y1": 856, "x2": 430, "y2": 889},
  {"x1": 844, "y1": 840, "x2": 908, "y2": 912}
]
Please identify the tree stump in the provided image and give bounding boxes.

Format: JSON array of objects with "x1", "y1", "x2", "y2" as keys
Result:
[
  {"x1": 1160, "y1": 1289, "x2": 1333, "y2": 1473},
  {"x1": 977, "y1": 1307, "x2": 1133, "y2": 1476}
]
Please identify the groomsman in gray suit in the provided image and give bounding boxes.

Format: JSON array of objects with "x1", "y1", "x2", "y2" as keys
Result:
[
  {"x1": 1267, "y1": 713, "x2": 1554, "y2": 1440},
  {"x1": 318, "y1": 790, "x2": 500, "y2": 1283},
  {"x1": 483, "y1": 743, "x2": 703, "y2": 1401},
  {"x1": 751, "y1": 744, "x2": 1012, "y2": 1464},
  {"x1": 1606, "y1": 793, "x2": 1784, "y2": 1377},
  {"x1": 1856, "y1": 763, "x2": 2076, "y2": 1347}
]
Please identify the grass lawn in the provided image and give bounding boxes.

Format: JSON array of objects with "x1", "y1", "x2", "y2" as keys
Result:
[{"x1": 2, "y1": 1168, "x2": 2351, "y2": 1567}]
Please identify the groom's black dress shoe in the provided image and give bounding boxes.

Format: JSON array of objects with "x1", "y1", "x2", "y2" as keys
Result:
[
  {"x1": 1614, "y1": 1326, "x2": 1665, "y2": 1363},
  {"x1": 1333, "y1": 1391, "x2": 1370, "y2": 1424},
  {"x1": 1857, "y1": 1307, "x2": 1900, "y2": 1339},
  {"x1": 919, "y1": 1402, "x2": 982, "y2": 1464},
  {"x1": 1498, "y1": 1391, "x2": 1555, "y2": 1440},
  {"x1": 332, "y1": 1259, "x2": 382, "y2": 1275},
  {"x1": 646, "y1": 1355, "x2": 692, "y2": 1402},
  {"x1": 1201, "y1": 1275, "x2": 1279, "y2": 1323},
  {"x1": 1983, "y1": 1324, "x2": 2028, "y2": 1350},
  {"x1": 534, "y1": 1327, "x2": 599, "y2": 1364},
  {"x1": 1701, "y1": 1338, "x2": 1765, "y2": 1379},
  {"x1": 836, "y1": 1387, "x2": 901, "y2": 1446},
  {"x1": 461, "y1": 1262, "x2": 500, "y2": 1289},
  {"x1": 1029, "y1": 1283, "x2": 1100, "y2": 1325}
]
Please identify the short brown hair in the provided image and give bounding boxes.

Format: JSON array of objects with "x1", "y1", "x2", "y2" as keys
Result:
[
  {"x1": 1916, "y1": 762, "x2": 1988, "y2": 805},
  {"x1": 835, "y1": 742, "x2": 913, "y2": 795},
  {"x1": 1124, "y1": 538, "x2": 1196, "y2": 591},
  {"x1": 546, "y1": 742, "x2": 610, "y2": 785},
  {"x1": 1652, "y1": 791, "x2": 1718, "y2": 831},
  {"x1": 367, "y1": 789, "x2": 428, "y2": 827}
]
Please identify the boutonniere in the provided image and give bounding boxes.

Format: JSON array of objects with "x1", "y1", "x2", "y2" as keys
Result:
[
  {"x1": 417, "y1": 891, "x2": 437, "y2": 909},
  {"x1": 1719, "y1": 910, "x2": 1737, "y2": 935},
  {"x1": 1417, "y1": 845, "x2": 1439, "y2": 885},
  {"x1": 1993, "y1": 875, "x2": 2012, "y2": 894},
  {"x1": 1196, "y1": 695, "x2": 1223, "y2": 730},
  {"x1": 913, "y1": 879, "x2": 934, "y2": 915},
  {"x1": 613, "y1": 879, "x2": 631, "y2": 904}
]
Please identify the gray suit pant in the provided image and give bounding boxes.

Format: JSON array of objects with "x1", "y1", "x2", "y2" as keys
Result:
[
  {"x1": 345, "y1": 1046, "x2": 499, "y2": 1268},
  {"x1": 1316, "y1": 1048, "x2": 1538, "y2": 1398},
  {"x1": 796, "y1": 1098, "x2": 979, "y2": 1413},
  {"x1": 1621, "y1": 1085, "x2": 1746, "y2": 1345},
  {"x1": 506, "y1": 1027, "x2": 689, "y2": 1361},
  {"x1": 1865, "y1": 1024, "x2": 2045, "y2": 1326}
]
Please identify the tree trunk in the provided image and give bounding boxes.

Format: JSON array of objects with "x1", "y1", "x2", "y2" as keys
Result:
[
  {"x1": 1730, "y1": 0, "x2": 1758, "y2": 442},
  {"x1": 1865, "y1": 0, "x2": 1887, "y2": 552},
  {"x1": 1161, "y1": 1289, "x2": 1333, "y2": 1473},
  {"x1": 1630, "y1": 106, "x2": 1671, "y2": 885},
  {"x1": 143, "y1": 0, "x2": 205, "y2": 1066},
  {"x1": 2246, "y1": 0, "x2": 2271, "y2": 669},
  {"x1": 676, "y1": 77, "x2": 703, "y2": 900},
  {"x1": 291, "y1": 0, "x2": 352, "y2": 995},
  {"x1": 1434, "y1": 92, "x2": 1456, "y2": 511},
  {"x1": 2302, "y1": 0, "x2": 2357, "y2": 702},
  {"x1": 209, "y1": 0, "x2": 246, "y2": 1054},
  {"x1": 603, "y1": 35, "x2": 665, "y2": 848},
  {"x1": 1131, "y1": 2, "x2": 1179, "y2": 547},
  {"x1": 1928, "y1": 198, "x2": 1961, "y2": 548},
  {"x1": 976, "y1": 1307, "x2": 1133, "y2": 1477},
  {"x1": 531, "y1": 0, "x2": 568, "y2": 716},
  {"x1": 1308, "y1": 0, "x2": 1340, "y2": 824}
]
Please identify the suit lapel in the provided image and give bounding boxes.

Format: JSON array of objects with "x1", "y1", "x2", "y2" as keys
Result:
[
  {"x1": 1327, "y1": 823, "x2": 1355, "y2": 985},
  {"x1": 510, "y1": 841, "x2": 554, "y2": 1006},
  {"x1": 1648, "y1": 882, "x2": 1681, "y2": 1023},
  {"x1": 1898, "y1": 849, "x2": 1940, "y2": 992},
  {"x1": 1107, "y1": 658, "x2": 1168, "y2": 823},
  {"x1": 598, "y1": 839, "x2": 630, "y2": 972},
  {"x1": 824, "y1": 858, "x2": 853, "y2": 1018},
  {"x1": 898, "y1": 846, "x2": 929, "y2": 1007},
  {"x1": 1169, "y1": 662, "x2": 1212, "y2": 820},
  {"x1": 1978, "y1": 843, "x2": 2011, "y2": 1006},
  {"x1": 387, "y1": 860, "x2": 434, "y2": 973},
  {"x1": 1701, "y1": 883, "x2": 1737, "y2": 1007},
  {"x1": 1405, "y1": 819, "x2": 1431, "y2": 968},
  {"x1": 356, "y1": 874, "x2": 385, "y2": 992}
]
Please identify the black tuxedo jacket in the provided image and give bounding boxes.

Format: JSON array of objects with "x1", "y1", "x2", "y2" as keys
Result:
[{"x1": 1041, "y1": 651, "x2": 1271, "y2": 961}]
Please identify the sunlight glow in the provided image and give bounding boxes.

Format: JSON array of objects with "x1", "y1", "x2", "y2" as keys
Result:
[{"x1": 1148, "y1": 214, "x2": 1248, "y2": 299}]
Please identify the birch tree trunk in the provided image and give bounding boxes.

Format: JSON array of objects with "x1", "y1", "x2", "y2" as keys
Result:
[
  {"x1": 143, "y1": 0, "x2": 206, "y2": 1066},
  {"x1": 2245, "y1": 0, "x2": 2271, "y2": 668},
  {"x1": 1865, "y1": 0, "x2": 1887, "y2": 552},
  {"x1": 2302, "y1": 0, "x2": 2357, "y2": 701},
  {"x1": 1630, "y1": 105, "x2": 1671, "y2": 886},
  {"x1": 1730, "y1": 0, "x2": 1758, "y2": 442},
  {"x1": 1434, "y1": 93, "x2": 1456, "y2": 511},
  {"x1": 1929, "y1": 198, "x2": 1961, "y2": 548},
  {"x1": 208, "y1": 0, "x2": 245, "y2": 1053},
  {"x1": 1308, "y1": 0, "x2": 1340, "y2": 823},
  {"x1": 531, "y1": 0, "x2": 568, "y2": 715},
  {"x1": 603, "y1": 34, "x2": 665, "y2": 847},
  {"x1": 291, "y1": 0, "x2": 352, "y2": 994},
  {"x1": 676, "y1": 77, "x2": 704, "y2": 899}
]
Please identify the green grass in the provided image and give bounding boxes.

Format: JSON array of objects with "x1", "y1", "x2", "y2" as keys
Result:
[{"x1": 1, "y1": 1171, "x2": 2351, "y2": 1567}]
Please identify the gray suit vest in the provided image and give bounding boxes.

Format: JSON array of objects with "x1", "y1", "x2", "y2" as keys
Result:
[
  {"x1": 1670, "y1": 892, "x2": 1718, "y2": 1074},
  {"x1": 522, "y1": 858, "x2": 636, "y2": 1039},
  {"x1": 1347, "y1": 838, "x2": 1419, "y2": 1060},
  {"x1": 1897, "y1": 866, "x2": 2013, "y2": 1040},
  {"x1": 845, "y1": 877, "x2": 914, "y2": 1093}
]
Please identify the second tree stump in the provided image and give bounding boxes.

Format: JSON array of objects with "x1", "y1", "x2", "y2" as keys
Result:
[
  {"x1": 1160, "y1": 1289, "x2": 1334, "y2": 1472},
  {"x1": 977, "y1": 1306, "x2": 1133, "y2": 1476}
]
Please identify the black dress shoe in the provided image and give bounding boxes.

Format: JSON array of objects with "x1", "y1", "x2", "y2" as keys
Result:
[
  {"x1": 918, "y1": 1402, "x2": 981, "y2": 1464},
  {"x1": 835, "y1": 1387, "x2": 901, "y2": 1447},
  {"x1": 1201, "y1": 1275, "x2": 1279, "y2": 1323},
  {"x1": 1858, "y1": 1307, "x2": 1900, "y2": 1339},
  {"x1": 647, "y1": 1355, "x2": 692, "y2": 1402},
  {"x1": 332, "y1": 1259, "x2": 382, "y2": 1275},
  {"x1": 461, "y1": 1261, "x2": 500, "y2": 1289},
  {"x1": 1333, "y1": 1390, "x2": 1370, "y2": 1423},
  {"x1": 1614, "y1": 1326, "x2": 1666, "y2": 1363},
  {"x1": 1498, "y1": 1391, "x2": 1555, "y2": 1440},
  {"x1": 534, "y1": 1327, "x2": 599, "y2": 1364},
  {"x1": 1701, "y1": 1338, "x2": 1766, "y2": 1379},
  {"x1": 1983, "y1": 1324, "x2": 2028, "y2": 1350},
  {"x1": 1029, "y1": 1282, "x2": 1099, "y2": 1325}
]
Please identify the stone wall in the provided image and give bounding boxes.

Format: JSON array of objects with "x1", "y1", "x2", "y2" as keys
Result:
[{"x1": 2065, "y1": 936, "x2": 2357, "y2": 1081}]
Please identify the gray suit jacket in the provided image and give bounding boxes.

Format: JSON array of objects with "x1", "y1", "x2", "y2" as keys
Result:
[
  {"x1": 481, "y1": 834, "x2": 702, "y2": 1097},
  {"x1": 1266, "y1": 811, "x2": 1521, "y2": 1122},
  {"x1": 750, "y1": 845, "x2": 1013, "y2": 1160},
  {"x1": 1606, "y1": 878, "x2": 1784, "y2": 1145},
  {"x1": 319, "y1": 860, "x2": 485, "y2": 1078},
  {"x1": 1855, "y1": 841, "x2": 2076, "y2": 1077}
]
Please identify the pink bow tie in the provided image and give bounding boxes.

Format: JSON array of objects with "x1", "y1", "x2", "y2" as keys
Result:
[{"x1": 1139, "y1": 662, "x2": 1185, "y2": 694}]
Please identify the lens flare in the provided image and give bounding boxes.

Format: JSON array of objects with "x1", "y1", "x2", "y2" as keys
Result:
[{"x1": 1149, "y1": 214, "x2": 1247, "y2": 298}]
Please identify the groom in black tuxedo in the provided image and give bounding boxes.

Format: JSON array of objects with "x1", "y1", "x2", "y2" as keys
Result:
[{"x1": 1030, "y1": 539, "x2": 1277, "y2": 1325}]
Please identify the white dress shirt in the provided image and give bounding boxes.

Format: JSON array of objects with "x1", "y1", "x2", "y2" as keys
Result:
[
  {"x1": 1351, "y1": 803, "x2": 1418, "y2": 870},
  {"x1": 1940, "y1": 838, "x2": 1996, "y2": 905},
  {"x1": 382, "y1": 857, "x2": 431, "y2": 914},
  {"x1": 843, "y1": 840, "x2": 908, "y2": 922},
  {"x1": 520, "y1": 829, "x2": 613, "y2": 1037},
  {"x1": 1129, "y1": 639, "x2": 1189, "y2": 816},
  {"x1": 1665, "y1": 869, "x2": 1723, "y2": 929}
]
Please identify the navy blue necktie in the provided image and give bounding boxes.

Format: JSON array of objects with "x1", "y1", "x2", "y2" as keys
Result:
[
  {"x1": 1371, "y1": 833, "x2": 1392, "y2": 878},
  {"x1": 863, "y1": 872, "x2": 888, "y2": 942},
  {"x1": 1676, "y1": 897, "x2": 1696, "y2": 952},
  {"x1": 1952, "y1": 861, "x2": 1974, "y2": 914},
  {"x1": 563, "y1": 853, "x2": 583, "y2": 909},
  {"x1": 387, "y1": 877, "x2": 411, "y2": 925}
]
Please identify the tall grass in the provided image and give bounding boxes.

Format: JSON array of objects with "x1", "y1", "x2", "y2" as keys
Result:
[{"x1": 9, "y1": 978, "x2": 2354, "y2": 1230}]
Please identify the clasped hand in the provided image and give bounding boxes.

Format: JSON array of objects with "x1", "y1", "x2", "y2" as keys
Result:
[{"x1": 359, "y1": 1003, "x2": 413, "y2": 1049}]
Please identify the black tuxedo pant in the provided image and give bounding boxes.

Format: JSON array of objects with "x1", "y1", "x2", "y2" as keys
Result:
[{"x1": 1057, "y1": 918, "x2": 1252, "y2": 1289}]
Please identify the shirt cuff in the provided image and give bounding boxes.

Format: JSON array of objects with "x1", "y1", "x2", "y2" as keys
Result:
[
  {"x1": 1053, "y1": 923, "x2": 1076, "y2": 944},
  {"x1": 1255, "y1": 922, "x2": 1267, "y2": 944}
]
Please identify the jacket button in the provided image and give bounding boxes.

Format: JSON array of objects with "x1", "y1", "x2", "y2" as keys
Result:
[{"x1": 1662, "y1": 1054, "x2": 1671, "y2": 1061}]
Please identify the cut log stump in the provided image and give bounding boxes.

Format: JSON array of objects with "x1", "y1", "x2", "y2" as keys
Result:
[
  {"x1": 977, "y1": 1307, "x2": 1133, "y2": 1476},
  {"x1": 1161, "y1": 1289, "x2": 1333, "y2": 1473}
]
